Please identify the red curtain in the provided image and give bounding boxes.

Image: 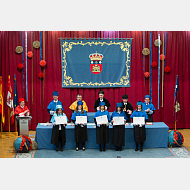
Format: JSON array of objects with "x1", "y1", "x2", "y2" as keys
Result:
[{"x1": 0, "y1": 31, "x2": 190, "y2": 131}]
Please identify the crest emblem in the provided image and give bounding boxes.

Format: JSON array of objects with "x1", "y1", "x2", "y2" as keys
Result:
[{"x1": 89, "y1": 52, "x2": 103, "y2": 74}]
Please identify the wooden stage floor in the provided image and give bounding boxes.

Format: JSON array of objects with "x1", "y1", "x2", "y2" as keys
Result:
[{"x1": 1, "y1": 129, "x2": 190, "y2": 158}]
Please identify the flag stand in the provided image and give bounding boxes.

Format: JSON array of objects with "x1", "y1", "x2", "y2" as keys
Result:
[
  {"x1": 5, "y1": 108, "x2": 15, "y2": 137},
  {"x1": 0, "y1": 117, "x2": 6, "y2": 138}
]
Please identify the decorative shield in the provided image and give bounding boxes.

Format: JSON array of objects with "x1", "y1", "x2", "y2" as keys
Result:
[
  {"x1": 154, "y1": 39, "x2": 162, "y2": 46},
  {"x1": 89, "y1": 52, "x2": 103, "y2": 74},
  {"x1": 15, "y1": 46, "x2": 23, "y2": 54},
  {"x1": 33, "y1": 41, "x2": 40, "y2": 49},
  {"x1": 142, "y1": 48, "x2": 150, "y2": 55}
]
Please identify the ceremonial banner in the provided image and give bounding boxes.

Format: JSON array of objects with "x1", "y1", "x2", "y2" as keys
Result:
[
  {"x1": 0, "y1": 76, "x2": 5, "y2": 126},
  {"x1": 61, "y1": 38, "x2": 132, "y2": 88},
  {"x1": 7, "y1": 75, "x2": 14, "y2": 125}
]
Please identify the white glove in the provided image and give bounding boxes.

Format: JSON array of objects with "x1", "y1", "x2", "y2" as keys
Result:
[
  {"x1": 50, "y1": 111, "x2": 54, "y2": 115},
  {"x1": 148, "y1": 110, "x2": 153, "y2": 114},
  {"x1": 97, "y1": 107, "x2": 100, "y2": 111}
]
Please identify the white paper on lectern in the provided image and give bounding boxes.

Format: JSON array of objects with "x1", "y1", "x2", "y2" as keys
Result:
[
  {"x1": 96, "y1": 115, "x2": 108, "y2": 125},
  {"x1": 133, "y1": 117, "x2": 145, "y2": 125},
  {"x1": 113, "y1": 117, "x2": 124, "y2": 125},
  {"x1": 76, "y1": 116, "x2": 87, "y2": 124},
  {"x1": 55, "y1": 116, "x2": 67, "y2": 124}
]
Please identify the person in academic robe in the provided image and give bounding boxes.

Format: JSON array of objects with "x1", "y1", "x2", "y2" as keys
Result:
[
  {"x1": 130, "y1": 101, "x2": 148, "y2": 152},
  {"x1": 142, "y1": 95, "x2": 156, "y2": 122},
  {"x1": 69, "y1": 94, "x2": 88, "y2": 113},
  {"x1": 50, "y1": 105, "x2": 68, "y2": 151},
  {"x1": 111, "y1": 103, "x2": 128, "y2": 151},
  {"x1": 71, "y1": 101, "x2": 89, "y2": 151},
  {"x1": 121, "y1": 94, "x2": 133, "y2": 123},
  {"x1": 94, "y1": 101, "x2": 111, "y2": 152},
  {"x1": 47, "y1": 91, "x2": 64, "y2": 122},
  {"x1": 94, "y1": 90, "x2": 111, "y2": 111},
  {"x1": 14, "y1": 98, "x2": 31, "y2": 136}
]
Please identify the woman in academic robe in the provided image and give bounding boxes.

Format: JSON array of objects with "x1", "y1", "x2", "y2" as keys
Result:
[
  {"x1": 111, "y1": 102, "x2": 128, "y2": 151},
  {"x1": 71, "y1": 101, "x2": 89, "y2": 151},
  {"x1": 14, "y1": 98, "x2": 30, "y2": 136},
  {"x1": 47, "y1": 91, "x2": 64, "y2": 122},
  {"x1": 142, "y1": 95, "x2": 156, "y2": 122},
  {"x1": 130, "y1": 101, "x2": 148, "y2": 152},
  {"x1": 50, "y1": 105, "x2": 68, "y2": 151},
  {"x1": 94, "y1": 102, "x2": 111, "y2": 152}
]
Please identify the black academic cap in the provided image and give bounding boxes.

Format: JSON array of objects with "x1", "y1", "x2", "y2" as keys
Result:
[
  {"x1": 98, "y1": 90, "x2": 104, "y2": 94},
  {"x1": 122, "y1": 94, "x2": 128, "y2": 99}
]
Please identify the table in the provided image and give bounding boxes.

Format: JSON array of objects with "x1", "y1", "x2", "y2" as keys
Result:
[{"x1": 35, "y1": 122, "x2": 169, "y2": 150}]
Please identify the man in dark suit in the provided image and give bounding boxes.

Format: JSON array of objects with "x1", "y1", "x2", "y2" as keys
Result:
[
  {"x1": 121, "y1": 94, "x2": 133, "y2": 123},
  {"x1": 94, "y1": 90, "x2": 111, "y2": 111}
]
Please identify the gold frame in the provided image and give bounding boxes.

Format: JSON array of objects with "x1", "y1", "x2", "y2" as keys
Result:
[{"x1": 61, "y1": 40, "x2": 131, "y2": 87}]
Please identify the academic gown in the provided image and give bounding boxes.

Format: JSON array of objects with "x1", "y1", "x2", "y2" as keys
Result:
[
  {"x1": 50, "y1": 113, "x2": 68, "y2": 147},
  {"x1": 94, "y1": 98, "x2": 111, "y2": 111},
  {"x1": 94, "y1": 110, "x2": 111, "y2": 144},
  {"x1": 111, "y1": 111, "x2": 128, "y2": 147},
  {"x1": 71, "y1": 110, "x2": 89, "y2": 143},
  {"x1": 130, "y1": 110, "x2": 148, "y2": 144},
  {"x1": 142, "y1": 102, "x2": 156, "y2": 122},
  {"x1": 121, "y1": 101, "x2": 133, "y2": 123},
  {"x1": 47, "y1": 100, "x2": 64, "y2": 121}
]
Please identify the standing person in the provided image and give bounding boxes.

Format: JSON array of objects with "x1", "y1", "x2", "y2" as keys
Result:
[
  {"x1": 69, "y1": 94, "x2": 88, "y2": 112},
  {"x1": 14, "y1": 98, "x2": 30, "y2": 136},
  {"x1": 47, "y1": 91, "x2": 64, "y2": 122},
  {"x1": 142, "y1": 95, "x2": 156, "y2": 122},
  {"x1": 130, "y1": 101, "x2": 148, "y2": 152},
  {"x1": 94, "y1": 102, "x2": 111, "y2": 152},
  {"x1": 71, "y1": 101, "x2": 89, "y2": 151},
  {"x1": 50, "y1": 105, "x2": 68, "y2": 151},
  {"x1": 94, "y1": 90, "x2": 111, "y2": 111},
  {"x1": 121, "y1": 94, "x2": 133, "y2": 123},
  {"x1": 111, "y1": 103, "x2": 128, "y2": 151}
]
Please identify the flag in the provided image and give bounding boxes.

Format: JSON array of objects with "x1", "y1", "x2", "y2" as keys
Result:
[
  {"x1": 174, "y1": 75, "x2": 180, "y2": 122},
  {"x1": 0, "y1": 76, "x2": 5, "y2": 126},
  {"x1": 7, "y1": 75, "x2": 14, "y2": 125},
  {"x1": 14, "y1": 75, "x2": 18, "y2": 110}
]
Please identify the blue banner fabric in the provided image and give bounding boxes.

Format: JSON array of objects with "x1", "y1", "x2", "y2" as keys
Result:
[{"x1": 61, "y1": 39, "x2": 132, "y2": 88}]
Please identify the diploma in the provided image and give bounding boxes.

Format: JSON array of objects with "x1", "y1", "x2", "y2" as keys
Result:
[
  {"x1": 133, "y1": 117, "x2": 145, "y2": 125},
  {"x1": 113, "y1": 117, "x2": 124, "y2": 125},
  {"x1": 96, "y1": 115, "x2": 108, "y2": 125},
  {"x1": 76, "y1": 116, "x2": 87, "y2": 124},
  {"x1": 55, "y1": 116, "x2": 67, "y2": 124}
]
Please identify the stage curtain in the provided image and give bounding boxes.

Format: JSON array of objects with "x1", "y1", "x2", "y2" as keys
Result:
[{"x1": 0, "y1": 31, "x2": 190, "y2": 131}]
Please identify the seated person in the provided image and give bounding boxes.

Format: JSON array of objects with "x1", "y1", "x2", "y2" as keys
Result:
[
  {"x1": 47, "y1": 91, "x2": 64, "y2": 122},
  {"x1": 69, "y1": 94, "x2": 88, "y2": 112}
]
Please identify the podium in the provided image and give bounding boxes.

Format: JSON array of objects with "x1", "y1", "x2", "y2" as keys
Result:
[{"x1": 16, "y1": 116, "x2": 32, "y2": 136}]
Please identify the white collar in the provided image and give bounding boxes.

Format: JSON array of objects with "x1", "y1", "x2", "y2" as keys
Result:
[
  {"x1": 100, "y1": 99, "x2": 103, "y2": 102},
  {"x1": 54, "y1": 100, "x2": 58, "y2": 103},
  {"x1": 101, "y1": 110, "x2": 104, "y2": 112},
  {"x1": 78, "y1": 110, "x2": 81, "y2": 112},
  {"x1": 124, "y1": 102, "x2": 127, "y2": 105},
  {"x1": 146, "y1": 103, "x2": 149, "y2": 105},
  {"x1": 137, "y1": 109, "x2": 141, "y2": 111},
  {"x1": 20, "y1": 105, "x2": 24, "y2": 108},
  {"x1": 118, "y1": 111, "x2": 121, "y2": 114}
]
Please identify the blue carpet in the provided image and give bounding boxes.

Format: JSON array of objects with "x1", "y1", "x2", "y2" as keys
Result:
[{"x1": 31, "y1": 146, "x2": 190, "y2": 158}]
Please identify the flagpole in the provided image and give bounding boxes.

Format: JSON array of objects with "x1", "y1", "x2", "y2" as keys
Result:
[
  {"x1": 175, "y1": 120, "x2": 176, "y2": 130},
  {"x1": 0, "y1": 115, "x2": 6, "y2": 138}
]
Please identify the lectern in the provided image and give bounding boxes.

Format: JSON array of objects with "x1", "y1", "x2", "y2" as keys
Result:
[{"x1": 16, "y1": 116, "x2": 32, "y2": 136}]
